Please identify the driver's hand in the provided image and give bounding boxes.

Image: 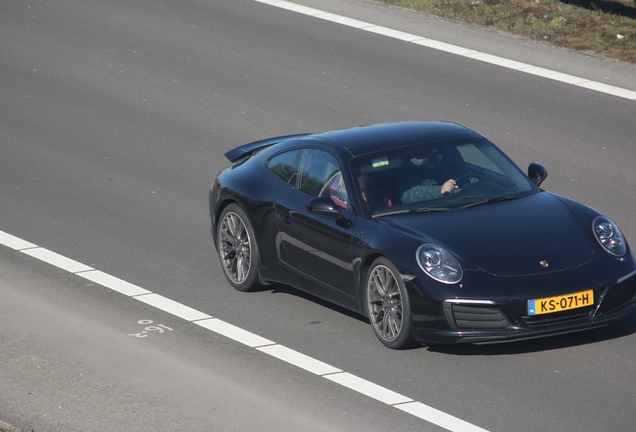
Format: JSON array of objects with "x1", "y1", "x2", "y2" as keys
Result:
[{"x1": 440, "y1": 179, "x2": 457, "y2": 195}]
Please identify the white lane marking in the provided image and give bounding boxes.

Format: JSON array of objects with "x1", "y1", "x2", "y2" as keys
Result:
[
  {"x1": 257, "y1": 344, "x2": 342, "y2": 375},
  {"x1": 77, "y1": 270, "x2": 152, "y2": 296},
  {"x1": 0, "y1": 231, "x2": 38, "y2": 249},
  {"x1": 0, "y1": 229, "x2": 490, "y2": 432},
  {"x1": 194, "y1": 318, "x2": 276, "y2": 347},
  {"x1": 519, "y1": 67, "x2": 591, "y2": 85},
  {"x1": 413, "y1": 38, "x2": 478, "y2": 56},
  {"x1": 324, "y1": 372, "x2": 413, "y2": 405},
  {"x1": 254, "y1": 0, "x2": 636, "y2": 102},
  {"x1": 578, "y1": 81, "x2": 635, "y2": 98},
  {"x1": 396, "y1": 401, "x2": 490, "y2": 432},
  {"x1": 134, "y1": 293, "x2": 212, "y2": 322},
  {"x1": 320, "y1": 13, "x2": 373, "y2": 28},
  {"x1": 264, "y1": 0, "x2": 323, "y2": 15},
  {"x1": 464, "y1": 52, "x2": 532, "y2": 70},
  {"x1": 365, "y1": 25, "x2": 426, "y2": 42},
  {"x1": 20, "y1": 248, "x2": 94, "y2": 273}
]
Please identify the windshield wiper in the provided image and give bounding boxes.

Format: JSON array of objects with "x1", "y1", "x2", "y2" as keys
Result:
[
  {"x1": 372, "y1": 207, "x2": 451, "y2": 217},
  {"x1": 460, "y1": 195, "x2": 521, "y2": 209}
]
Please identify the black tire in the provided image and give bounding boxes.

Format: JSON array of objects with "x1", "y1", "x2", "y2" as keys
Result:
[
  {"x1": 217, "y1": 204, "x2": 261, "y2": 292},
  {"x1": 364, "y1": 257, "x2": 415, "y2": 349}
]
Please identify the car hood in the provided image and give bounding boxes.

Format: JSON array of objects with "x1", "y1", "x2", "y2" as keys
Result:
[{"x1": 384, "y1": 192, "x2": 594, "y2": 276}]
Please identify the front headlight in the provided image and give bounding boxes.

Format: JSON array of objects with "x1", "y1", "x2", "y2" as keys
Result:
[
  {"x1": 417, "y1": 244, "x2": 463, "y2": 284},
  {"x1": 593, "y1": 216, "x2": 627, "y2": 257}
]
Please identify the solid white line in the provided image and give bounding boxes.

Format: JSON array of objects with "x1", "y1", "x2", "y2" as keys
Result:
[
  {"x1": 21, "y1": 248, "x2": 94, "y2": 273},
  {"x1": 0, "y1": 228, "x2": 489, "y2": 432},
  {"x1": 324, "y1": 372, "x2": 413, "y2": 405},
  {"x1": 519, "y1": 67, "x2": 591, "y2": 85},
  {"x1": 577, "y1": 81, "x2": 636, "y2": 99},
  {"x1": 134, "y1": 293, "x2": 212, "y2": 321},
  {"x1": 255, "y1": 0, "x2": 636, "y2": 102},
  {"x1": 262, "y1": 0, "x2": 324, "y2": 16},
  {"x1": 194, "y1": 318, "x2": 275, "y2": 347},
  {"x1": 396, "y1": 401, "x2": 490, "y2": 432},
  {"x1": 77, "y1": 270, "x2": 152, "y2": 296},
  {"x1": 464, "y1": 52, "x2": 532, "y2": 70},
  {"x1": 413, "y1": 38, "x2": 478, "y2": 56},
  {"x1": 257, "y1": 344, "x2": 342, "y2": 375},
  {"x1": 320, "y1": 13, "x2": 374, "y2": 28},
  {"x1": 364, "y1": 26, "x2": 425, "y2": 42},
  {"x1": 0, "y1": 231, "x2": 38, "y2": 250}
]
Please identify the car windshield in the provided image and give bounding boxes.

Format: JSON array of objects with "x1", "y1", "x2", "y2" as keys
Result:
[{"x1": 348, "y1": 138, "x2": 537, "y2": 216}]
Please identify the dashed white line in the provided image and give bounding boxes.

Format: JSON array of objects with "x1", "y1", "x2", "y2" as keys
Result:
[
  {"x1": 254, "y1": 0, "x2": 636, "y2": 102},
  {"x1": 1, "y1": 228, "x2": 490, "y2": 431}
]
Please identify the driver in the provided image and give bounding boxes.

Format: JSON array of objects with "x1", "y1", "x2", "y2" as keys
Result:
[{"x1": 398, "y1": 149, "x2": 462, "y2": 203}]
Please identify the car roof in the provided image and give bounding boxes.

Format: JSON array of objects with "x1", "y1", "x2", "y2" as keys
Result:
[
  {"x1": 225, "y1": 121, "x2": 486, "y2": 163},
  {"x1": 295, "y1": 121, "x2": 486, "y2": 158}
]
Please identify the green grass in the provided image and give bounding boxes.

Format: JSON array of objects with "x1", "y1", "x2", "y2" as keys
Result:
[{"x1": 376, "y1": 0, "x2": 636, "y2": 63}]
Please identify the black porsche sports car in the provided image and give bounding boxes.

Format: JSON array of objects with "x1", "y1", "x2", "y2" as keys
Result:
[{"x1": 209, "y1": 121, "x2": 636, "y2": 349}]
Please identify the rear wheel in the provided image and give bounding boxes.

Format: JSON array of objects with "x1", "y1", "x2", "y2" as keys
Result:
[
  {"x1": 365, "y1": 257, "x2": 415, "y2": 349},
  {"x1": 217, "y1": 204, "x2": 261, "y2": 291}
]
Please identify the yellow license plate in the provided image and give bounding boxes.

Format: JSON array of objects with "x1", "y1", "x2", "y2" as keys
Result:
[{"x1": 528, "y1": 289, "x2": 594, "y2": 316}]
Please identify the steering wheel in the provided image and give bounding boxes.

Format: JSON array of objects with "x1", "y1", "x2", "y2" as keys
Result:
[{"x1": 454, "y1": 172, "x2": 485, "y2": 188}]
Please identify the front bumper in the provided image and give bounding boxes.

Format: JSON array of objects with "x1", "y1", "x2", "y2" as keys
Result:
[{"x1": 413, "y1": 268, "x2": 636, "y2": 345}]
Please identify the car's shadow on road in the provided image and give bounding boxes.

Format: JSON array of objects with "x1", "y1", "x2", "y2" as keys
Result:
[{"x1": 424, "y1": 314, "x2": 636, "y2": 356}]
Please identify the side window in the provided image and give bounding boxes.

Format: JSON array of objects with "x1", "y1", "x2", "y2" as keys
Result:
[
  {"x1": 322, "y1": 171, "x2": 348, "y2": 209},
  {"x1": 299, "y1": 150, "x2": 348, "y2": 208},
  {"x1": 267, "y1": 149, "x2": 303, "y2": 186}
]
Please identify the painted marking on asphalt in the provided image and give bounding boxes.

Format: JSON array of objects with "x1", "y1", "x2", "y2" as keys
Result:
[
  {"x1": 396, "y1": 401, "x2": 490, "y2": 432},
  {"x1": 133, "y1": 293, "x2": 212, "y2": 322},
  {"x1": 76, "y1": 270, "x2": 151, "y2": 296},
  {"x1": 0, "y1": 231, "x2": 37, "y2": 249},
  {"x1": 256, "y1": 344, "x2": 342, "y2": 375},
  {"x1": 128, "y1": 321, "x2": 174, "y2": 338},
  {"x1": 0, "y1": 229, "x2": 489, "y2": 432},
  {"x1": 254, "y1": 0, "x2": 636, "y2": 102},
  {"x1": 20, "y1": 248, "x2": 94, "y2": 273},
  {"x1": 323, "y1": 372, "x2": 413, "y2": 405},
  {"x1": 194, "y1": 318, "x2": 276, "y2": 348}
]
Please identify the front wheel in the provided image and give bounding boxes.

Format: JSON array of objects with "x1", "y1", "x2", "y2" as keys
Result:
[
  {"x1": 217, "y1": 204, "x2": 261, "y2": 292},
  {"x1": 365, "y1": 257, "x2": 415, "y2": 349}
]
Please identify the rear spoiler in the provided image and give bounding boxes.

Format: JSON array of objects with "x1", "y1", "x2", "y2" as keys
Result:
[{"x1": 224, "y1": 133, "x2": 311, "y2": 163}]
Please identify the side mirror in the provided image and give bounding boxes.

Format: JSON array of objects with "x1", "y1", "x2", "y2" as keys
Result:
[
  {"x1": 307, "y1": 196, "x2": 351, "y2": 228},
  {"x1": 307, "y1": 196, "x2": 341, "y2": 216},
  {"x1": 528, "y1": 163, "x2": 548, "y2": 187}
]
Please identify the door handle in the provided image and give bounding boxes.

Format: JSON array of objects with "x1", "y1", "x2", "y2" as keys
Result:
[{"x1": 277, "y1": 212, "x2": 292, "y2": 224}]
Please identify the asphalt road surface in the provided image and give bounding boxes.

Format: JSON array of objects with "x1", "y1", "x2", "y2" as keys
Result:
[{"x1": 2, "y1": 0, "x2": 636, "y2": 431}]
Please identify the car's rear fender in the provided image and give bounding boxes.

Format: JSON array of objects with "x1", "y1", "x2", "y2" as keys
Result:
[{"x1": 214, "y1": 187, "x2": 279, "y2": 268}]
